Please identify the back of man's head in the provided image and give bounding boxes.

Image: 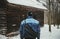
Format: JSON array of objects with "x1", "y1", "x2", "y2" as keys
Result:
[{"x1": 27, "y1": 11, "x2": 32, "y2": 16}]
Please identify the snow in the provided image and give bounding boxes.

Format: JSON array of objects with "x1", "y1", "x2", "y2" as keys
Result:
[
  {"x1": 40, "y1": 24, "x2": 60, "y2": 39},
  {"x1": 40, "y1": 1, "x2": 47, "y2": 6},
  {"x1": 0, "y1": 35, "x2": 7, "y2": 39},
  {"x1": 0, "y1": 24, "x2": 60, "y2": 39},
  {"x1": 7, "y1": 0, "x2": 47, "y2": 10}
]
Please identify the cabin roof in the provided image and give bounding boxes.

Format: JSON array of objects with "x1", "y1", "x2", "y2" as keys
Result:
[{"x1": 7, "y1": 0, "x2": 48, "y2": 10}]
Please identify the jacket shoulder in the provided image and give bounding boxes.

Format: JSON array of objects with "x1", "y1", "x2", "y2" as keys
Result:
[
  {"x1": 34, "y1": 19, "x2": 39, "y2": 24},
  {"x1": 21, "y1": 20, "x2": 25, "y2": 25}
]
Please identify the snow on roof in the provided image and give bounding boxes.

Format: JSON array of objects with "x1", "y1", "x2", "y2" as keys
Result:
[
  {"x1": 7, "y1": 0, "x2": 47, "y2": 10},
  {"x1": 40, "y1": 1, "x2": 47, "y2": 6}
]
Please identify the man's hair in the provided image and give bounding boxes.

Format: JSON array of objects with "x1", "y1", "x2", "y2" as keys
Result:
[{"x1": 28, "y1": 11, "x2": 32, "y2": 16}]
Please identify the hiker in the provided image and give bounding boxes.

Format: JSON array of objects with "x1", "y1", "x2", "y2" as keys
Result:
[{"x1": 20, "y1": 11, "x2": 40, "y2": 39}]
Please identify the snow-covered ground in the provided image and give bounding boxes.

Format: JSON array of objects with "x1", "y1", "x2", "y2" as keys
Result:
[
  {"x1": 40, "y1": 24, "x2": 60, "y2": 39},
  {"x1": 0, "y1": 24, "x2": 60, "y2": 39}
]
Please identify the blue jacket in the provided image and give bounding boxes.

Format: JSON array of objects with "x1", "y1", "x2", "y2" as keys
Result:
[{"x1": 20, "y1": 16, "x2": 40, "y2": 39}]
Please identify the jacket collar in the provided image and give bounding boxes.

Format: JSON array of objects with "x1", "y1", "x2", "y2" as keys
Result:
[{"x1": 27, "y1": 16, "x2": 33, "y2": 19}]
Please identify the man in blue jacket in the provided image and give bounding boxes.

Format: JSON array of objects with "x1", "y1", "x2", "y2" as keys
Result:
[{"x1": 20, "y1": 11, "x2": 40, "y2": 39}]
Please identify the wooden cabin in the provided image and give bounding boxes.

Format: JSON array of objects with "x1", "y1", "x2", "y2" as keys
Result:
[{"x1": 0, "y1": 0, "x2": 47, "y2": 36}]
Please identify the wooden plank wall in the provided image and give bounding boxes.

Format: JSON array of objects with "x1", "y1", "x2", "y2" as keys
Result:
[
  {"x1": 5, "y1": 3, "x2": 44, "y2": 34},
  {"x1": 0, "y1": 2, "x2": 44, "y2": 36},
  {"x1": 6, "y1": 4, "x2": 44, "y2": 33}
]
